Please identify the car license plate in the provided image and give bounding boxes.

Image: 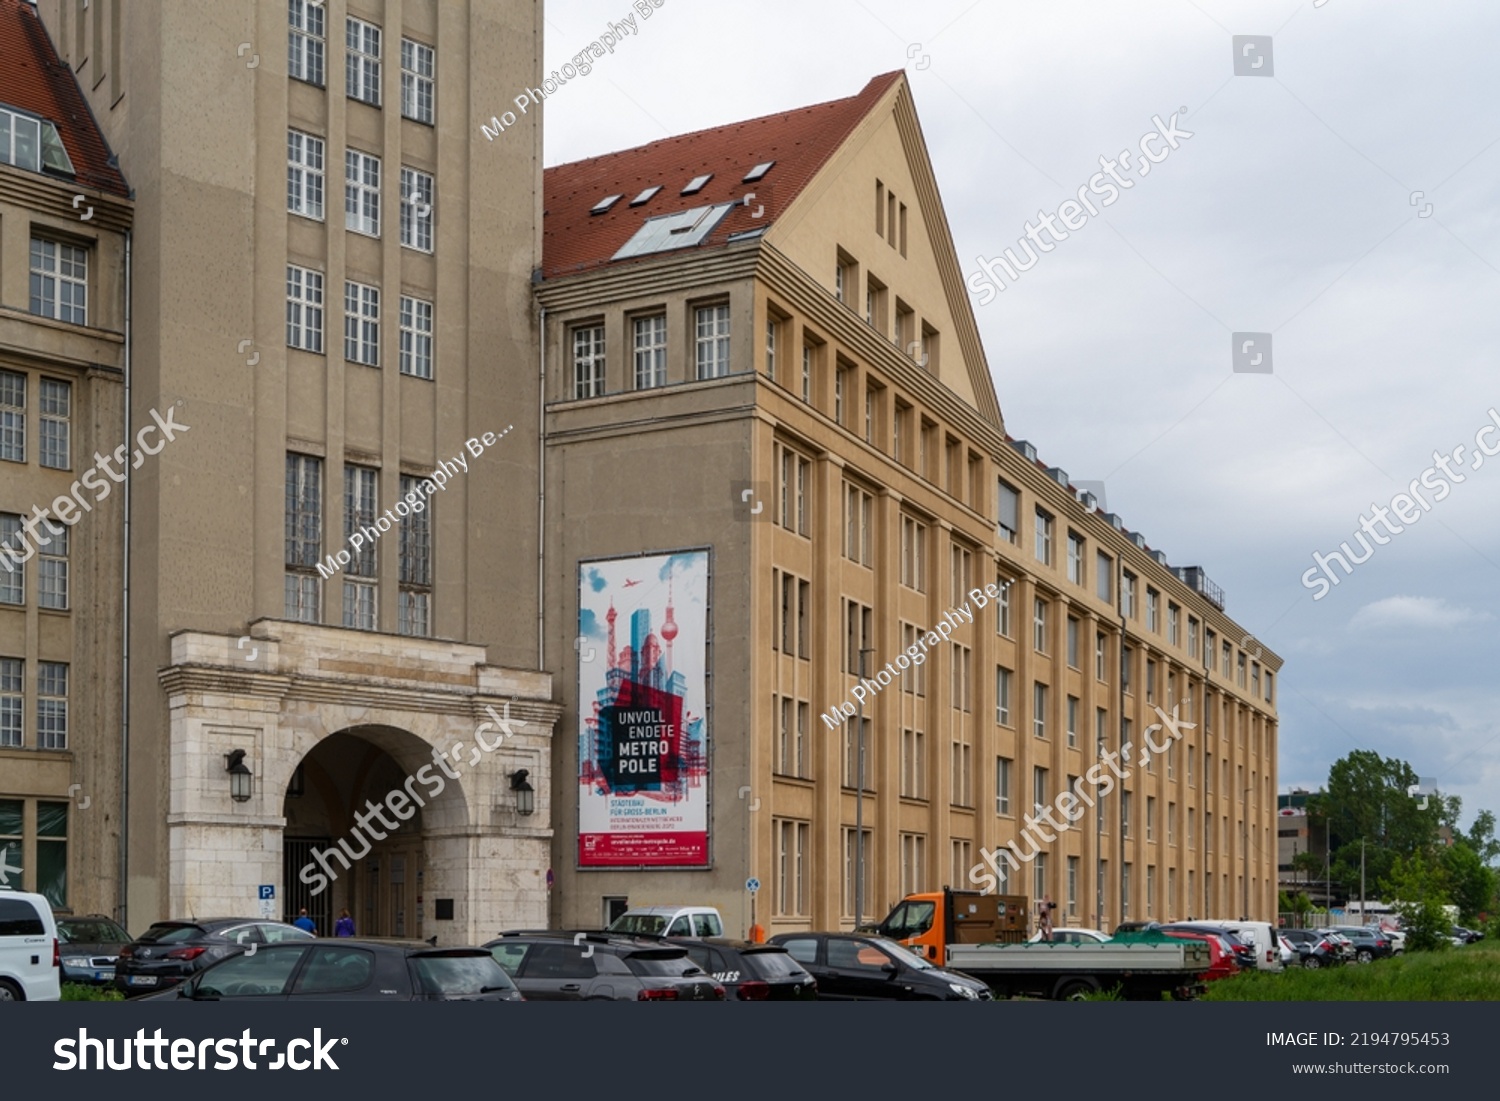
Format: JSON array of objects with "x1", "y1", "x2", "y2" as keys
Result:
[
  {"x1": 92, "y1": 970, "x2": 113, "y2": 982},
  {"x1": 127, "y1": 975, "x2": 157, "y2": 986}
]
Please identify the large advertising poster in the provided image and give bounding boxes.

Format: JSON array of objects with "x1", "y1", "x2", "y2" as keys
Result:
[{"x1": 577, "y1": 551, "x2": 709, "y2": 867}]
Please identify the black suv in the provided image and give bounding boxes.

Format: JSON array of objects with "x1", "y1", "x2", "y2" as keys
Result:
[
  {"x1": 768, "y1": 933, "x2": 991, "y2": 1000},
  {"x1": 485, "y1": 933, "x2": 724, "y2": 1001},
  {"x1": 138, "y1": 941, "x2": 521, "y2": 1001},
  {"x1": 664, "y1": 938, "x2": 817, "y2": 1000},
  {"x1": 114, "y1": 918, "x2": 313, "y2": 996}
]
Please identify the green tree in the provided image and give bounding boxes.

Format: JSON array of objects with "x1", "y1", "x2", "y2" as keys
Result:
[
  {"x1": 1382, "y1": 854, "x2": 1451, "y2": 952},
  {"x1": 1323, "y1": 751, "x2": 1443, "y2": 896},
  {"x1": 1439, "y1": 841, "x2": 1495, "y2": 925},
  {"x1": 1463, "y1": 809, "x2": 1500, "y2": 865}
]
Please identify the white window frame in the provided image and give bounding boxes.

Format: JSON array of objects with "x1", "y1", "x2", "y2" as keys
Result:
[
  {"x1": 399, "y1": 167, "x2": 434, "y2": 252},
  {"x1": 344, "y1": 149, "x2": 381, "y2": 237},
  {"x1": 29, "y1": 238, "x2": 87, "y2": 325},
  {"x1": 343, "y1": 281, "x2": 380, "y2": 366},
  {"x1": 286, "y1": 265, "x2": 325, "y2": 353},
  {"x1": 345, "y1": 16, "x2": 382, "y2": 106},
  {"x1": 37, "y1": 661, "x2": 68, "y2": 750},
  {"x1": 39, "y1": 378, "x2": 70, "y2": 470},
  {"x1": 399, "y1": 296, "x2": 433, "y2": 379},
  {"x1": 288, "y1": 0, "x2": 326, "y2": 86},
  {"x1": 633, "y1": 314, "x2": 667, "y2": 390},
  {"x1": 400, "y1": 38, "x2": 435, "y2": 124},
  {"x1": 287, "y1": 129, "x2": 325, "y2": 221},
  {"x1": 37, "y1": 519, "x2": 67, "y2": 610},
  {"x1": 574, "y1": 325, "x2": 606, "y2": 399},
  {"x1": 694, "y1": 304, "x2": 731, "y2": 379}
]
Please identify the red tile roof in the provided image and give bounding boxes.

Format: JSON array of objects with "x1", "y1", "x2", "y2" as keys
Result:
[
  {"x1": 542, "y1": 72, "x2": 902, "y2": 279},
  {"x1": 0, "y1": 0, "x2": 128, "y2": 197}
]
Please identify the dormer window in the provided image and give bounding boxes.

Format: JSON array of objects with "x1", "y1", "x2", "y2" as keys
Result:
[{"x1": 0, "y1": 106, "x2": 74, "y2": 176}]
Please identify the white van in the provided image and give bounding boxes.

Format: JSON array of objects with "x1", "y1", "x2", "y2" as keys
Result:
[
  {"x1": 605, "y1": 906, "x2": 724, "y2": 938},
  {"x1": 1194, "y1": 919, "x2": 1282, "y2": 972},
  {"x1": 0, "y1": 889, "x2": 62, "y2": 1000}
]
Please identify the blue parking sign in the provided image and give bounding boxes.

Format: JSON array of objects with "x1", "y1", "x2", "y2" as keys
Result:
[{"x1": 259, "y1": 885, "x2": 275, "y2": 900}]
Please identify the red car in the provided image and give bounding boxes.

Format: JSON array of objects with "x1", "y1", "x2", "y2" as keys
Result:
[{"x1": 1162, "y1": 929, "x2": 1238, "y2": 982}]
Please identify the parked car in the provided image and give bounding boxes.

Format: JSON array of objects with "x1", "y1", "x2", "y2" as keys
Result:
[
  {"x1": 1027, "y1": 927, "x2": 1111, "y2": 944},
  {"x1": 1276, "y1": 935, "x2": 1296, "y2": 967},
  {"x1": 1163, "y1": 924, "x2": 1256, "y2": 970},
  {"x1": 666, "y1": 937, "x2": 817, "y2": 1000},
  {"x1": 1452, "y1": 925, "x2": 1483, "y2": 944},
  {"x1": 56, "y1": 915, "x2": 132, "y2": 986},
  {"x1": 769, "y1": 932, "x2": 992, "y2": 1000},
  {"x1": 138, "y1": 940, "x2": 522, "y2": 1001},
  {"x1": 605, "y1": 906, "x2": 724, "y2": 938},
  {"x1": 1370, "y1": 924, "x2": 1407, "y2": 953},
  {"x1": 0, "y1": 889, "x2": 60, "y2": 1001},
  {"x1": 486, "y1": 932, "x2": 725, "y2": 1001},
  {"x1": 1314, "y1": 928, "x2": 1355, "y2": 962},
  {"x1": 113, "y1": 918, "x2": 314, "y2": 995},
  {"x1": 1157, "y1": 928, "x2": 1239, "y2": 982},
  {"x1": 1187, "y1": 920, "x2": 1283, "y2": 972},
  {"x1": 1282, "y1": 928, "x2": 1339, "y2": 969},
  {"x1": 1326, "y1": 925, "x2": 1394, "y2": 963}
]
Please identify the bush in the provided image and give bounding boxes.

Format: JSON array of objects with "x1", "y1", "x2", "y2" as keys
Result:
[{"x1": 61, "y1": 982, "x2": 124, "y2": 1002}]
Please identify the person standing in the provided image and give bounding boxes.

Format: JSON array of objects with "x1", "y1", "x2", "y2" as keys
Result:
[
  {"x1": 292, "y1": 908, "x2": 317, "y2": 934},
  {"x1": 334, "y1": 908, "x2": 355, "y2": 937}
]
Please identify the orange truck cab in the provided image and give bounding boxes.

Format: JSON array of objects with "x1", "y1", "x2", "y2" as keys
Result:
[{"x1": 872, "y1": 888, "x2": 1029, "y2": 962}]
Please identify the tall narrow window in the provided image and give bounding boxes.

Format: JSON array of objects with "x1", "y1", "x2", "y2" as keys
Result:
[
  {"x1": 343, "y1": 281, "x2": 380, "y2": 366},
  {"x1": 1096, "y1": 552, "x2": 1112, "y2": 601},
  {"x1": 996, "y1": 575, "x2": 1011, "y2": 637},
  {"x1": 343, "y1": 465, "x2": 378, "y2": 629},
  {"x1": 695, "y1": 304, "x2": 731, "y2": 378},
  {"x1": 995, "y1": 667, "x2": 1012, "y2": 726},
  {"x1": 285, "y1": 454, "x2": 322, "y2": 622},
  {"x1": 996, "y1": 757, "x2": 1012, "y2": 815},
  {"x1": 37, "y1": 661, "x2": 68, "y2": 749},
  {"x1": 399, "y1": 167, "x2": 434, "y2": 252},
  {"x1": 344, "y1": 150, "x2": 381, "y2": 236},
  {"x1": 764, "y1": 317, "x2": 777, "y2": 379},
  {"x1": 1033, "y1": 682, "x2": 1048, "y2": 739},
  {"x1": 800, "y1": 345, "x2": 812, "y2": 403},
  {"x1": 399, "y1": 296, "x2": 434, "y2": 379},
  {"x1": 573, "y1": 325, "x2": 605, "y2": 399},
  {"x1": 37, "y1": 520, "x2": 67, "y2": 610},
  {"x1": 398, "y1": 474, "x2": 431, "y2": 636},
  {"x1": 1067, "y1": 532, "x2": 1084, "y2": 585},
  {"x1": 0, "y1": 371, "x2": 22, "y2": 462},
  {"x1": 29, "y1": 239, "x2": 87, "y2": 325},
  {"x1": 634, "y1": 315, "x2": 667, "y2": 389},
  {"x1": 39, "y1": 379, "x2": 70, "y2": 470},
  {"x1": 0, "y1": 514, "x2": 22, "y2": 604},
  {"x1": 286, "y1": 265, "x2": 325, "y2": 353},
  {"x1": 287, "y1": 130, "x2": 325, "y2": 220},
  {"x1": 288, "y1": 0, "x2": 326, "y2": 86},
  {"x1": 1033, "y1": 598, "x2": 1047, "y2": 653},
  {"x1": 0, "y1": 659, "x2": 20, "y2": 746},
  {"x1": 1034, "y1": 508, "x2": 1053, "y2": 565},
  {"x1": 345, "y1": 17, "x2": 382, "y2": 106},
  {"x1": 400, "y1": 38, "x2": 435, "y2": 123}
]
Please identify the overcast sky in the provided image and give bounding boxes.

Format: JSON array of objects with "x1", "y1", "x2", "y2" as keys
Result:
[{"x1": 537, "y1": 0, "x2": 1500, "y2": 830}]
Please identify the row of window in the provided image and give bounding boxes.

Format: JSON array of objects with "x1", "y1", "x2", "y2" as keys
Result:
[
  {"x1": 0, "y1": 798, "x2": 68, "y2": 908},
  {"x1": 1007, "y1": 489, "x2": 1275, "y2": 703},
  {"x1": 287, "y1": 2, "x2": 435, "y2": 124},
  {"x1": 570, "y1": 305, "x2": 733, "y2": 397},
  {"x1": 0, "y1": 370, "x2": 72, "y2": 469},
  {"x1": 0, "y1": 659, "x2": 69, "y2": 749},
  {"x1": 286, "y1": 266, "x2": 433, "y2": 377},
  {"x1": 284, "y1": 455, "x2": 432, "y2": 634},
  {"x1": 288, "y1": 134, "x2": 434, "y2": 250},
  {"x1": 770, "y1": 816, "x2": 1263, "y2": 920}
]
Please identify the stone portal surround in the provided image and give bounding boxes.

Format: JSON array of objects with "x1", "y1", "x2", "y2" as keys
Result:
[{"x1": 158, "y1": 620, "x2": 559, "y2": 944}]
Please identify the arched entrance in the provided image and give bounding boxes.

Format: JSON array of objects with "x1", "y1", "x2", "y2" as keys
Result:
[{"x1": 279, "y1": 725, "x2": 468, "y2": 940}]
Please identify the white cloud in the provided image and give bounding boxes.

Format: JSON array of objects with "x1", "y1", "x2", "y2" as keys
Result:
[{"x1": 1348, "y1": 596, "x2": 1493, "y2": 632}]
